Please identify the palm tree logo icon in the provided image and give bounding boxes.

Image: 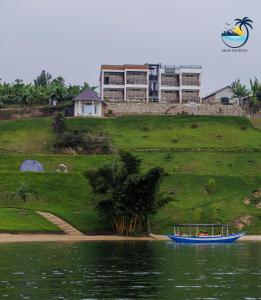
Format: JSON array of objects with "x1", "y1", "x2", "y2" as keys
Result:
[{"x1": 221, "y1": 17, "x2": 253, "y2": 48}]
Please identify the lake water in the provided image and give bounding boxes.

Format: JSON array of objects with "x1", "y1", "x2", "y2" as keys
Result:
[{"x1": 0, "y1": 241, "x2": 260, "y2": 299}]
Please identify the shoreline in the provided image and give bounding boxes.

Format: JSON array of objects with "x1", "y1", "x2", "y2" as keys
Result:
[{"x1": 0, "y1": 234, "x2": 260, "y2": 243}]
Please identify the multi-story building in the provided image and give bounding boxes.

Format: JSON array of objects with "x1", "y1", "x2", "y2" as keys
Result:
[{"x1": 100, "y1": 63, "x2": 202, "y2": 103}]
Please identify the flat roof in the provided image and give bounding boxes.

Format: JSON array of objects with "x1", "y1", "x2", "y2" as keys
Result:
[{"x1": 101, "y1": 64, "x2": 149, "y2": 70}]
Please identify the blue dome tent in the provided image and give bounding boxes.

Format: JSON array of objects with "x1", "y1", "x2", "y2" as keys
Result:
[{"x1": 20, "y1": 160, "x2": 44, "y2": 172}]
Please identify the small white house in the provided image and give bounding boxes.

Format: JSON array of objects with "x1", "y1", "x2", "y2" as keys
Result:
[
  {"x1": 203, "y1": 86, "x2": 238, "y2": 105},
  {"x1": 74, "y1": 89, "x2": 104, "y2": 117}
]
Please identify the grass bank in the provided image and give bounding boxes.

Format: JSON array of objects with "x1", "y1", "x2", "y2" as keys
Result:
[
  {"x1": 0, "y1": 208, "x2": 60, "y2": 232},
  {"x1": 0, "y1": 151, "x2": 260, "y2": 176},
  {"x1": 0, "y1": 116, "x2": 260, "y2": 153},
  {"x1": 0, "y1": 172, "x2": 259, "y2": 234}
]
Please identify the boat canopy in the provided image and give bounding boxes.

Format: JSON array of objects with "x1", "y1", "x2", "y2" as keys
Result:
[{"x1": 173, "y1": 224, "x2": 233, "y2": 227}]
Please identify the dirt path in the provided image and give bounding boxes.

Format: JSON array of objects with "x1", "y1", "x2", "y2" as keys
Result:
[{"x1": 36, "y1": 211, "x2": 83, "y2": 236}]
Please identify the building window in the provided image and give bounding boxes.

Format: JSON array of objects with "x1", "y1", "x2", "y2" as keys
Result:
[
  {"x1": 221, "y1": 97, "x2": 229, "y2": 105},
  {"x1": 104, "y1": 77, "x2": 109, "y2": 84}
]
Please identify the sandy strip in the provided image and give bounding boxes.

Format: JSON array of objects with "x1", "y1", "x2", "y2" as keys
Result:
[
  {"x1": 0, "y1": 234, "x2": 165, "y2": 243},
  {"x1": 0, "y1": 234, "x2": 260, "y2": 243}
]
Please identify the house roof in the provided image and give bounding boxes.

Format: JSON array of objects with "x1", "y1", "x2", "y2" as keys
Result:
[
  {"x1": 74, "y1": 89, "x2": 101, "y2": 101},
  {"x1": 101, "y1": 64, "x2": 149, "y2": 70},
  {"x1": 203, "y1": 85, "x2": 231, "y2": 99}
]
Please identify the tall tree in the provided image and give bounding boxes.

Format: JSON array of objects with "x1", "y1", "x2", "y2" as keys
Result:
[
  {"x1": 52, "y1": 112, "x2": 66, "y2": 138},
  {"x1": 86, "y1": 152, "x2": 173, "y2": 235},
  {"x1": 249, "y1": 78, "x2": 261, "y2": 115},
  {"x1": 34, "y1": 70, "x2": 52, "y2": 87},
  {"x1": 231, "y1": 79, "x2": 249, "y2": 107}
]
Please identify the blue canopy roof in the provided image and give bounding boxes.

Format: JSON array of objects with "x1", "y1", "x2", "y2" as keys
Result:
[{"x1": 20, "y1": 160, "x2": 44, "y2": 172}]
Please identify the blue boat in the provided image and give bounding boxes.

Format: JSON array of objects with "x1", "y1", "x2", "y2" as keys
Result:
[{"x1": 168, "y1": 224, "x2": 245, "y2": 244}]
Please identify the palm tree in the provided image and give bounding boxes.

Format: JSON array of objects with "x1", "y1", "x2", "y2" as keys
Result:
[
  {"x1": 234, "y1": 17, "x2": 253, "y2": 46},
  {"x1": 9, "y1": 182, "x2": 38, "y2": 212},
  {"x1": 249, "y1": 78, "x2": 261, "y2": 115}
]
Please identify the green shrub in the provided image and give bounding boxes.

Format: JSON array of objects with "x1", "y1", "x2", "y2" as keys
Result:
[
  {"x1": 141, "y1": 125, "x2": 150, "y2": 132},
  {"x1": 53, "y1": 129, "x2": 114, "y2": 154},
  {"x1": 171, "y1": 138, "x2": 179, "y2": 143},
  {"x1": 205, "y1": 179, "x2": 217, "y2": 194},
  {"x1": 191, "y1": 123, "x2": 198, "y2": 129},
  {"x1": 165, "y1": 153, "x2": 173, "y2": 160}
]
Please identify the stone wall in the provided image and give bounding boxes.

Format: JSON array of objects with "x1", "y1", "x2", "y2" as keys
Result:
[{"x1": 105, "y1": 101, "x2": 245, "y2": 116}]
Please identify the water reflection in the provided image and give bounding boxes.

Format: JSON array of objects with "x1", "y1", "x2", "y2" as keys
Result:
[{"x1": 0, "y1": 241, "x2": 260, "y2": 299}]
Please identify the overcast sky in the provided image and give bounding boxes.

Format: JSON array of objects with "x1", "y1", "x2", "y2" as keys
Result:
[{"x1": 0, "y1": 0, "x2": 260, "y2": 96}]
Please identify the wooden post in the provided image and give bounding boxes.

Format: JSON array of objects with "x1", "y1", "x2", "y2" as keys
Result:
[
  {"x1": 221, "y1": 226, "x2": 224, "y2": 236},
  {"x1": 212, "y1": 227, "x2": 214, "y2": 236},
  {"x1": 196, "y1": 226, "x2": 198, "y2": 236},
  {"x1": 227, "y1": 226, "x2": 229, "y2": 236}
]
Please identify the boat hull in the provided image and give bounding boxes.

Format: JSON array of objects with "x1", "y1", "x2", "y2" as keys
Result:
[{"x1": 168, "y1": 233, "x2": 245, "y2": 244}]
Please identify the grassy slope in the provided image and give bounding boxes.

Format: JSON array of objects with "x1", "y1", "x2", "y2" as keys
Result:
[
  {"x1": 0, "y1": 152, "x2": 260, "y2": 176},
  {"x1": 0, "y1": 116, "x2": 260, "y2": 153},
  {"x1": 0, "y1": 172, "x2": 107, "y2": 233},
  {"x1": 0, "y1": 208, "x2": 60, "y2": 232},
  {"x1": 0, "y1": 172, "x2": 259, "y2": 234},
  {"x1": 0, "y1": 115, "x2": 260, "y2": 233},
  {"x1": 157, "y1": 174, "x2": 261, "y2": 234}
]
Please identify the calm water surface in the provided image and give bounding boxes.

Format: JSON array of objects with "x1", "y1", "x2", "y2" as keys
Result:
[{"x1": 0, "y1": 241, "x2": 260, "y2": 299}]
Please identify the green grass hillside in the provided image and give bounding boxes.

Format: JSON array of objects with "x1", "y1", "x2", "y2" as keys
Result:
[
  {"x1": 0, "y1": 116, "x2": 260, "y2": 153},
  {"x1": 0, "y1": 172, "x2": 259, "y2": 234},
  {"x1": 0, "y1": 115, "x2": 260, "y2": 234},
  {"x1": 0, "y1": 152, "x2": 260, "y2": 176},
  {"x1": 0, "y1": 208, "x2": 60, "y2": 233}
]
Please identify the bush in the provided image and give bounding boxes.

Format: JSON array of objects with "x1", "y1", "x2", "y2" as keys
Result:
[
  {"x1": 205, "y1": 179, "x2": 217, "y2": 194},
  {"x1": 53, "y1": 129, "x2": 114, "y2": 154},
  {"x1": 106, "y1": 109, "x2": 114, "y2": 116},
  {"x1": 165, "y1": 153, "x2": 173, "y2": 160},
  {"x1": 171, "y1": 138, "x2": 179, "y2": 143},
  {"x1": 191, "y1": 123, "x2": 198, "y2": 129},
  {"x1": 141, "y1": 126, "x2": 150, "y2": 132}
]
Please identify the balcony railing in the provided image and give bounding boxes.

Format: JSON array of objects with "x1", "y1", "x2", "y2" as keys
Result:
[
  {"x1": 161, "y1": 81, "x2": 179, "y2": 87},
  {"x1": 161, "y1": 65, "x2": 202, "y2": 70},
  {"x1": 182, "y1": 80, "x2": 200, "y2": 86}
]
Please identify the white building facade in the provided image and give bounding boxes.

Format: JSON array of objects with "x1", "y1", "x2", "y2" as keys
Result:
[{"x1": 100, "y1": 63, "x2": 202, "y2": 103}]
